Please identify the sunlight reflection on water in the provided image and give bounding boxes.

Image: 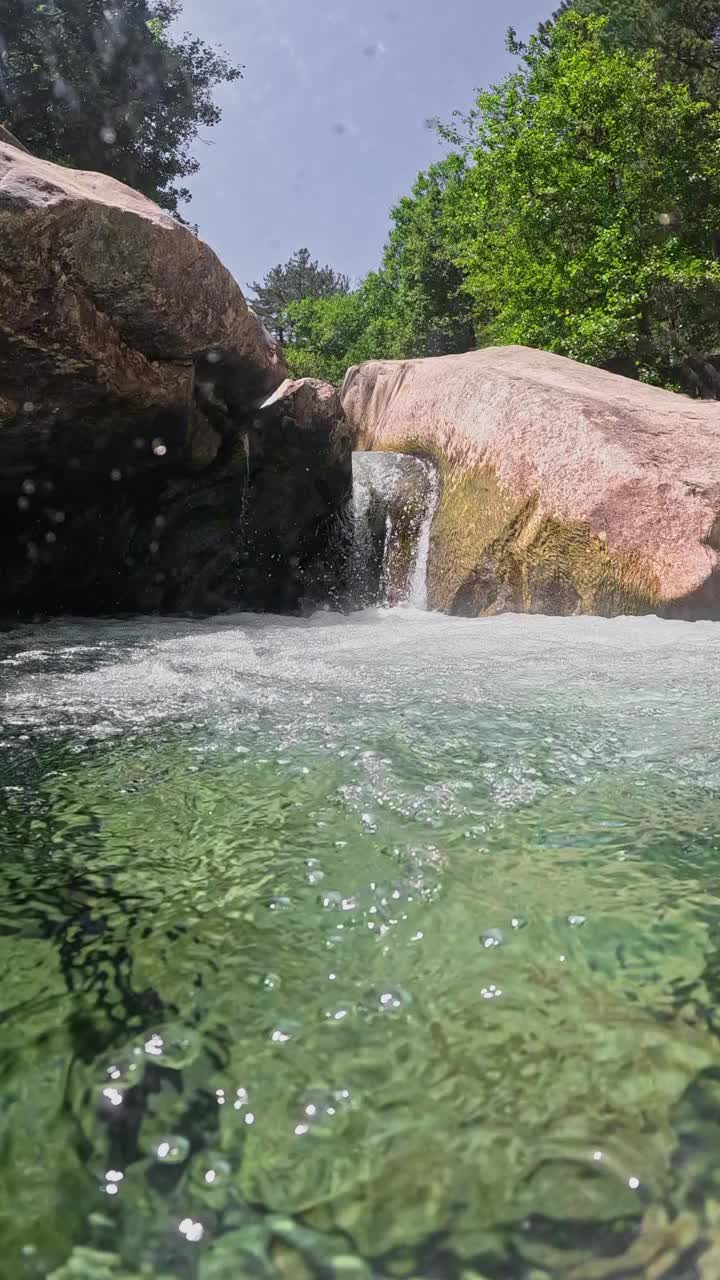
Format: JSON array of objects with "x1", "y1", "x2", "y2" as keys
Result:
[{"x1": 2, "y1": 609, "x2": 720, "y2": 1279}]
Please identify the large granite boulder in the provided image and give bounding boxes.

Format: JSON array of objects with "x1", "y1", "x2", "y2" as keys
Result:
[
  {"x1": 341, "y1": 346, "x2": 720, "y2": 619},
  {"x1": 0, "y1": 138, "x2": 351, "y2": 615}
]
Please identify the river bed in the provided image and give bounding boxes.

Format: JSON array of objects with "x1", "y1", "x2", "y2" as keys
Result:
[{"x1": 2, "y1": 608, "x2": 720, "y2": 1279}]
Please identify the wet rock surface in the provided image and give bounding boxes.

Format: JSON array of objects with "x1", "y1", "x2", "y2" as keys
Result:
[
  {"x1": 0, "y1": 140, "x2": 350, "y2": 616},
  {"x1": 341, "y1": 347, "x2": 720, "y2": 619}
]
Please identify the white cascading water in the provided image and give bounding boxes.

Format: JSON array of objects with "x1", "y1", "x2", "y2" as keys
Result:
[
  {"x1": 406, "y1": 460, "x2": 440, "y2": 610},
  {"x1": 351, "y1": 451, "x2": 439, "y2": 609}
]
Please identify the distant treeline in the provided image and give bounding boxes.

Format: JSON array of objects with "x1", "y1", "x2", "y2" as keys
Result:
[{"x1": 276, "y1": 0, "x2": 720, "y2": 394}]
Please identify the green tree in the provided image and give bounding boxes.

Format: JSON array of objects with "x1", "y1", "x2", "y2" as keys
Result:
[
  {"x1": 281, "y1": 162, "x2": 476, "y2": 384},
  {"x1": 283, "y1": 273, "x2": 399, "y2": 385},
  {"x1": 381, "y1": 156, "x2": 475, "y2": 357},
  {"x1": 441, "y1": 12, "x2": 720, "y2": 387},
  {"x1": 0, "y1": 0, "x2": 241, "y2": 214},
  {"x1": 249, "y1": 248, "x2": 350, "y2": 343},
  {"x1": 542, "y1": 0, "x2": 720, "y2": 104}
]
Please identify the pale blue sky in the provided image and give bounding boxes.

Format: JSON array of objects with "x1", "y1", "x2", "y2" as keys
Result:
[{"x1": 177, "y1": 0, "x2": 549, "y2": 289}]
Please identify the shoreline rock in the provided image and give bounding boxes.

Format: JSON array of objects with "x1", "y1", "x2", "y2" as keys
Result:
[
  {"x1": 341, "y1": 347, "x2": 720, "y2": 619},
  {"x1": 0, "y1": 144, "x2": 351, "y2": 616}
]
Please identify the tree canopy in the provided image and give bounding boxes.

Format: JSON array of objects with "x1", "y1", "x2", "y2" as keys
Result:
[
  {"x1": 543, "y1": 0, "x2": 720, "y2": 104},
  {"x1": 284, "y1": 9, "x2": 720, "y2": 394},
  {"x1": 249, "y1": 248, "x2": 350, "y2": 344},
  {"x1": 442, "y1": 13, "x2": 720, "y2": 386},
  {"x1": 0, "y1": 0, "x2": 241, "y2": 213},
  {"x1": 379, "y1": 157, "x2": 475, "y2": 359}
]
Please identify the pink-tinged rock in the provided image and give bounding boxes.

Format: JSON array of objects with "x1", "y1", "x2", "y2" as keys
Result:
[
  {"x1": 341, "y1": 346, "x2": 720, "y2": 618},
  {"x1": 0, "y1": 141, "x2": 287, "y2": 396},
  {"x1": 0, "y1": 141, "x2": 285, "y2": 445}
]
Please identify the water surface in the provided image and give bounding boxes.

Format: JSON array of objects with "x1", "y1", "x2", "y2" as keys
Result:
[{"x1": 2, "y1": 609, "x2": 720, "y2": 1280}]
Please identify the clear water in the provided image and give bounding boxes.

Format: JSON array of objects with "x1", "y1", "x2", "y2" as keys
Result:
[{"x1": 3, "y1": 609, "x2": 720, "y2": 1280}]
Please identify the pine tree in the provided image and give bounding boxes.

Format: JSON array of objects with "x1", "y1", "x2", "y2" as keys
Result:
[{"x1": 248, "y1": 249, "x2": 350, "y2": 344}]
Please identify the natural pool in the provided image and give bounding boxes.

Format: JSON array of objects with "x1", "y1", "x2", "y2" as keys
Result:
[{"x1": 2, "y1": 608, "x2": 720, "y2": 1280}]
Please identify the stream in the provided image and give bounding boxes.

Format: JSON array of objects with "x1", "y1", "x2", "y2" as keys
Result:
[{"x1": 2, "y1": 606, "x2": 720, "y2": 1279}]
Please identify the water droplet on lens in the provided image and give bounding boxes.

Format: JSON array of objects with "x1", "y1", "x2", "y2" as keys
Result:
[
  {"x1": 152, "y1": 1135, "x2": 190, "y2": 1165},
  {"x1": 481, "y1": 928, "x2": 504, "y2": 948}
]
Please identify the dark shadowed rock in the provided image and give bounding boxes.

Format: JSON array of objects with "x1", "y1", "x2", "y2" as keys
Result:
[
  {"x1": 239, "y1": 379, "x2": 353, "y2": 612},
  {"x1": 341, "y1": 347, "x2": 720, "y2": 619},
  {"x1": 0, "y1": 146, "x2": 353, "y2": 616}
]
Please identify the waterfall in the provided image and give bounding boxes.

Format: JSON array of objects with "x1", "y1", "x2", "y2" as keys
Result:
[
  {"x1": 351, "y1": 452, "x2": 439, "y2": 609},
  {"x1": 407, "y1": 462, "x2": 440, "y2": 610}
]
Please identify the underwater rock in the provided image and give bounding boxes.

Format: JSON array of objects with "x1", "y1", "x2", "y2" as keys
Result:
[{"x1": 341, "y1": 347, "x2": 720, "y2": 619}]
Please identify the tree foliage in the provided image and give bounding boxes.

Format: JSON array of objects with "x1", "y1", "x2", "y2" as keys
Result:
[
  {"x1": 249, "y1": 247, "x2": 350, "y2": 343},
  {"x1": 380, "y1": 157, "x2": 475, "y2": 358},
  {"x1": 281, "y1": 165, "x2": 476, "y2": 384},
  {"x1": 0, "y1": 0, "x2": 241, "y2": 213},
  {"x1": 441, "y1": 13, "x2": 720, "y2": 386},
  {"x1": 283, "y1": 273, "x2": 400, "y2": 384},
  {"x1": 543, "y1": 0, "x2": 720, "y2": 104}
]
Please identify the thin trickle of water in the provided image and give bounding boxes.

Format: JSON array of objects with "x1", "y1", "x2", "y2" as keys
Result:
[{"x1": 407, "y1": 459, "x2": 439, "y2": 609}]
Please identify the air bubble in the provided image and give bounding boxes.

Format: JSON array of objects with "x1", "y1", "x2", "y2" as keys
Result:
[
  {"x1": 151, "y1": 1135, "x2": 190, "y2": 1165},
  {"x1": 271, "y1": 1020, "x2": 301, "y2": 1043},
  {"x1": 363, "y1": 985, "x2": 412, "y2": 1015},
  {"x1": 142, "y1": 1024, "x2": 200, "y2": 1069},
  {"x1": 481, "y1": 928, "x2": 504, "y2": 948},
  {"x1": 305, "y1": 858, "x2": 325, "y2": 885}
]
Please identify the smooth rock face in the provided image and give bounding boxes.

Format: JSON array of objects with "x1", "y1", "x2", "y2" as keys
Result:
[
  {"x1": 341, "y1": 347, "x2": 720, "y2": 618},
  {"x1": 0, "y1": 143, "x2": 352, "y2": 615}
]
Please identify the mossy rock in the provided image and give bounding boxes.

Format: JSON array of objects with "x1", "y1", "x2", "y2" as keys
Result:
[{"x1": 370, "y1": 442, "x2": 661, "y2": 617}]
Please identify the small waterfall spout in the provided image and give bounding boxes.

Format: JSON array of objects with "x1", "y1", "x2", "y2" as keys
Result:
[
  {"x1": 351, "y1": 452, "x2": 439, "y2": 609},
  {"x1": 407, "y1": 462, "x2": 440, "y2": 609}
]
